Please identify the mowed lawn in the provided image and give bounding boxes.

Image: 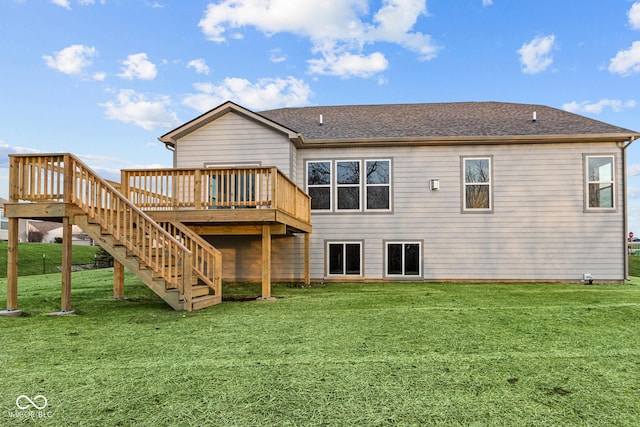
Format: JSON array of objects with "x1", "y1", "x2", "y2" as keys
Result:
[{"x1": 1, "y1": 269, "x2": 639, "y2": 426}]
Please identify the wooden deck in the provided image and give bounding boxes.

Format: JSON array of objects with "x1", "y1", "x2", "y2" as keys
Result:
[{"x1": 2, "y1": 154, "x2": 311, "y2": 314}]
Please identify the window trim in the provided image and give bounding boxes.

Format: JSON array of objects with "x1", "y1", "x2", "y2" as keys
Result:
[
  {"x1": 0, "y1": 209, "x2": 8, "y2": 231},
  {"x1": 325, "y1": 241, "x2": 364, "y2": 277},
  {"x1": 365, "y1": 159, "x2": 392, "y2": 211},
  {"x1": 384, "y1": 240, "x2": 423, "y2": 278},
  {"x1": 584, "y1": 154, "x2": 617, "y2": 212},
  {"x1": 461, "y1": 155, "x2": 493, "y2": 213},
  {"x1": 336, "y1": 159, "x2": 362, "y2": 212},
  {"x1": 306, "y1": 160, "x2": 333, "y2": 211}
]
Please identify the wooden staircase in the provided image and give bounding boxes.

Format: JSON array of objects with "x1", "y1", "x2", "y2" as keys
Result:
[{"x1": 8, "y1": 154, "x2": 222, "y2": 311}]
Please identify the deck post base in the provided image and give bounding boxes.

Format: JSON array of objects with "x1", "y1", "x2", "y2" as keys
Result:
[
  {"x1": 0, "y1": 309, "x2": 23, "y2": 317},
  {"x1": 256, "y1": 296, "x2": 277, "y2": 302},
  {"x1": 48, "y1": 310, "x2": 76, "y2": 316}
]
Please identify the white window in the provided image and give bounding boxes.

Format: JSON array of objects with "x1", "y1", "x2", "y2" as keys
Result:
[
  {"x1": 386, "y1": 242, "x2": 422, "y2": 277},
  {"x1": 307, "y1": 161, "x2": 332, "y2": 211},
  {"x1": 586, "y1": 155, "x2": 615, "y2": 210},
  {"x1": 463, "y1": 157, "x2": 492, "y2": 212},
  {"x1": 307, "y1": 159, "x2": 391, "y2": 212},
  {"x1": 0, "y1": 210, "x2": 8, "y2": 231},
  {"x1": 336, "y1": 160, "x2": 361, "y2": 210},
  {"x1": 365, "y1": 160, "x2": 391, "y2": 210},
  {"x1": 327, "y1": 242, "x2": 362, "y2": 276}
]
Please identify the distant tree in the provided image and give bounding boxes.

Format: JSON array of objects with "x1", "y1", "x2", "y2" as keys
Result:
[
  {"x1": 94, "y1": 246, "x2": 114, "y2": 268},
  {"x1": 28, "y1": 230, "x2": 43, "y2": 243}
]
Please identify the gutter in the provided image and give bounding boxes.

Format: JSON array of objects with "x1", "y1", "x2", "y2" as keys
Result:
[{"x1": 292, "y1": 133, "x2": 640, "y2": 148}]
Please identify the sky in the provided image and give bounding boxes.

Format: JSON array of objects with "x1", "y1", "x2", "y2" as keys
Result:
[{"x1": 1, "y1": 0, "x2": 640, "y2": 229}]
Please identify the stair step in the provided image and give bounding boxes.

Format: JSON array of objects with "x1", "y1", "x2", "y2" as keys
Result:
[
  {"x1": 191, "y1": 285, "x2": 211, "y2": 298},
  {"x1": 191, "y1": 295, "x2": 222, "y2": 311}
]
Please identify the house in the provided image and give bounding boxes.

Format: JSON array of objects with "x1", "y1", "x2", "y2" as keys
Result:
[
  {"x1": 0, "y1": 197, "x2": 28, "y2": 242},
  {"x1": 27, "y1": 221, "x2": 93, "y2": 245},
  {"x1": 158, "y1": 101, "x2": 639, "y2": 283},
  {"x1": 3, "y1": 100, "x2": 639, "y2": 315}
]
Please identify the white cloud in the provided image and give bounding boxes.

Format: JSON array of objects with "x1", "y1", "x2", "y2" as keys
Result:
[
  {"x1": 101, "y1": 89, "x2": 180, "y2": 130},
  {"x1": 308, "y1": 51, "x2": 389, "y2": 78},
  {"x1": 187, "y1": 59, "x2": 210, "y2": 75},
  {"x1": 628, "y1": 163, "x2": 640, "y2": 177},
  {"x1": 629, "y1": 2, "x2": 640, "y2": 30},
  {"x1": 92, "y1": 71, "x2": 106, "y2": 81},
  {"x1": 0, "y1": 141, "x2": 42, "y2": 167},
  {"x1": 482, "y1": 0, "x2": 493, "y2": 6},
  {"x1": 43, "y1": 44, "x2": 97, "y2": 75},
  {"x1": 609, "y1": 41, "x2": 640, "y2": 76},
  {"x1": 562, "y1": 99, "x2": 637, "y2": 114},
  {"x1": 182, "y1": 76, "x2": 312, "y2": 112},
  {"x1": 51, "y1": 0, "x2": 71, "y2": 9},
  {"x1": 269, "y1": 48, "x2": 287, "y2": 63},
  {"x1": 50, "y1": 0, "x2": 105, "y2": 8},
  {"x1": 117, "y1": 53, "x2": 157, "y2": 80},
  {"x1": 198, "y1": 0, "x2": 438, "y2": 79},
  {"x1": 517, "y1": 34, "x2": 556, "y2": 74}
]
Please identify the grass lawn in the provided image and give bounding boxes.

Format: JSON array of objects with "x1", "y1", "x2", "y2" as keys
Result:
[
  {"x1": 0, "y1": 241, "x2": 101, "y2": 277},
  {"x1": 1, "y1": 270, "x2": 639, "y2": 426}
]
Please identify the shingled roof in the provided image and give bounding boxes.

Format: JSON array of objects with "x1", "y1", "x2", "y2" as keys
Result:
[{"x1": 259, "y1": 102, "x2": 638, "y2": 143}]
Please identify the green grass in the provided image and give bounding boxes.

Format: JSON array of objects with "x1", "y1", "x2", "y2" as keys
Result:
[
  {"x1": 0, "y1": 241, "x2": 101, "y2": 277},
  {"x1": 629, "y1": 254, "x2": 640, "y2": 277},
  {"x1": 1, "y1": 270, "x2": 639, "y2": 426}
]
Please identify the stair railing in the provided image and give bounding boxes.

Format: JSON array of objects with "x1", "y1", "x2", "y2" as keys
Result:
[
  {"x1": 9, "y1": 154, "x2": 193, "y2": 306},
  {"x1": 160, "y1": 221, "x2": 222, "y2": 298}
]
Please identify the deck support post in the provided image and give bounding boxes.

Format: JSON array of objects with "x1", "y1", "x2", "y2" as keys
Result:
[
  {"x1": 261, "y1": 224, "x2": 272, "y2": 299},
  {"x1": 59, "y1": 216, "x2": 73, "y2": 313},
  {"x1": 1, "y1": 217, "x2": 22, "y2": 316},
  {"x1": 113, "y1": 260, "x2": 125, "y2": 299},
  {"x1": 304, "y1": 233, "x2": 310, "y2": 285}
]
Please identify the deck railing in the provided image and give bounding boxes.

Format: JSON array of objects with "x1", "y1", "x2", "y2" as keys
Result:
[
  {"x1": 9, "y1": 154, "x2": 193, "y2": 301},
  {"x1": 121, "y1": 167, "x2": 311, "y2": 223}
]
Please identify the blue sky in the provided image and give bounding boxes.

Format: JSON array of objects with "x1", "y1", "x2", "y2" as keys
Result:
[{"x1": 2, "y1": 0, "x2": 640, "y2": 229}]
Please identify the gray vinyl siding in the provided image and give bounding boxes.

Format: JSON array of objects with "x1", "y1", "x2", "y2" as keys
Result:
[
  {"x1": 299, "y1": 142, "x2": 625, "y2": 282},
  {"x1": 173, "y1": 111, "x2": 627, "y2": 282},
  {"x1": 174, "y1": 112, "x2": 293, "y2": 176}
]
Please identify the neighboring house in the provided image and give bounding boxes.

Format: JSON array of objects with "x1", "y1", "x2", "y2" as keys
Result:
[
  {"x1": 158, "y1": 101, "x2": 640, "y2": 283},
  {"x1": 1, "y1": 197, "x2": 91, "y2": 244},
  {"x1": 28, "y1": 221, "x2": 93, "y2": 245},
  {"x1": 0, "y1": 197, "x2": 28, "y2": 242}
]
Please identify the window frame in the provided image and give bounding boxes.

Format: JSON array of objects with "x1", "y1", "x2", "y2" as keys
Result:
[
  {"x1": 584, "y1": 154, "x2": 616, "y2": 212},
  {"x1": 461, "y1": 156, "x2": 493, "y2": 213},
  {"x1": 0, "y1": 209, "x2": 8, "y2": 231},
  {"x1": 306, "y1": 160, "x2": 333, "y2": 211},
  {"x1": 306, "y1": 158, "x2": 392, "y2": 214},
  {"x1": 336, "y1": 159, "x2": 362, "y2": 211},
  {"x1": 384, "y1": 241, "x2": 423, "y2": 278},
  {"x1": 326, "y1": 241, "x2": 363, "y2": 277},
  {"x1": 365, "y1": 159, "x2": 392, "y2": 211}
]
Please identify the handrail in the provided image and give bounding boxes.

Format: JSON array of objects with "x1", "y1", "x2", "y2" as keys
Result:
[
  {"x1": 9, "y1": 154, "x2": 193, "y2": 302},
  {"x1": 121, "y1": 166, "x2": 311, "y2": 223},
  {"x1": 160, "y1": 221, "x2": 222, "y2": 298}
]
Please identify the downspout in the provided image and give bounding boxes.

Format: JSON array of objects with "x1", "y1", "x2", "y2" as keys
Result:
[
  {"x1": 622, "y1": 137, "x2": 637, "y2": 280},
  {"x1": 162, "y1": 140, "x2": 177, "y2": 169}
]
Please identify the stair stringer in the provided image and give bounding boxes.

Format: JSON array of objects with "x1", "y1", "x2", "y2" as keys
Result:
[{"x1": 74, "y1": 214, "x2": 186, "y2": 311}]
